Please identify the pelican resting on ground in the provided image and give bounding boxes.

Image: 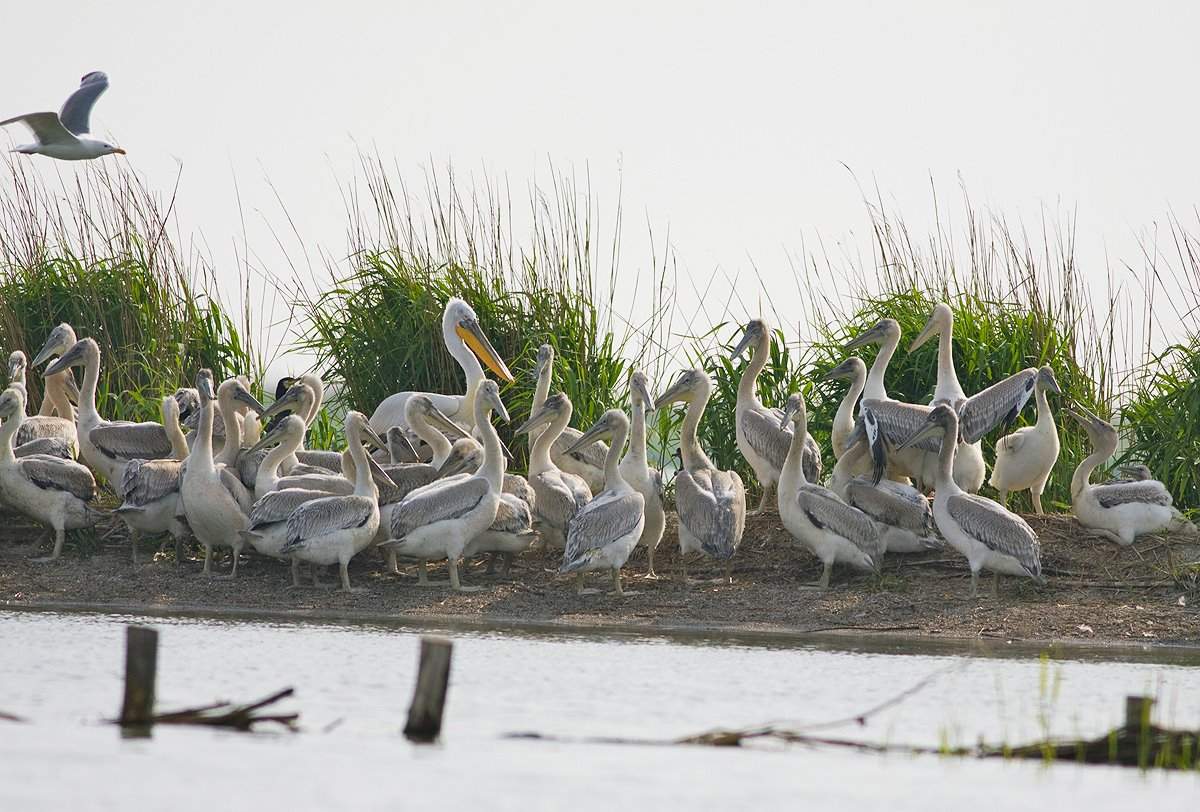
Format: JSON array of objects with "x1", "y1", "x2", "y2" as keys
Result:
[
  {"x1": 731, "y1": 319, "x2": 820, "y2": 512},
  {"x1": 897, "y1": 405, "x2": 1043, "y2": 597},
  {"x1": 368, "y1": 298, "x2": 514, "y2": 445},
  {"x1": 38, "y1": 333, "x2": 173, "y2": 482},
  {"x1": 558, "y1": 409, "x2": 645, "y2": 596},
  {"x1": 114, "y1": 395, "x2": 192, "y2": 563},
  {"x1": 180, "y1": 371, "x2": 251, "y2": 577},
  {"x1": 516, "y1": 392, "x2": 592, "y2": 550},
  {"x1": 531, "y1": 344, "x2": 607, "y2": 493},
  {"x1": 0, "y1": 386, "x2": 101, "y2": 561},
  {"x1": 277, "y1": 411, "x2": 386, "y2": 591},
  {"x1": 656, "y1": 369, "x2": 746, "y2": 583},
  {"x1": 990, "y1": 366, "x2": 1062, "y2": 513},
  {"x1": 380, "y1": 380, "x2": 509, "y2": 592},
  {"x1": 777, "y1": 393, "x2": 880, "y2": 589},
  {"x1": 1, "y1": 71, "x2": 127, "y2": 160},
  {"x1": 1066, "y1": 407, "x2": 1193, "y2": 546}
]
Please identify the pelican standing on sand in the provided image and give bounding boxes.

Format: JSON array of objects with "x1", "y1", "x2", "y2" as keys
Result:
[
  {"x1": 114, "y1": 395, "x2": 192, "y2": 562},
  {"x1": 897, "y1": 405, "x2": 1043, "y2": 597},
  {"x1": 777, "y1": 393, "x2": 880, "y2": 589},
  {"x1": 990, "y1": 366, "x2": 1062, "y2": 513},
  {"x1": 530, "y1": 344, "x2": 607, "y2": 493},
  {"x1": 0, "y1": 386, "x2": 101, "y2": 561},
  {"x1": 656, "y1": 369, "x2": 746, "y2": 583},
  {"x1": 1, "y1": 71, "x2": 126, "y2": 160},
  {"x1": 620, "y1": 371, "x2": 666, "y2": 577},
  {"x1": 559, "y1": 409, "x2": 645, "y2": 596},
  {"x1": 368, "y1": 298, "x2": 514, "y2": 443},
  {"x1": 181, "y1": 370, "x2": 250, "y2": 577},
  {"x1": 1066, "y1": 407, "x2": 1191, "y2": 546},
  {"x1": 515, "y1": 392, "x2": 592, "y2": 550},
  {"x1": 380, "y1": 381, "x2": 509, "y2": 592},
  {"x1": 731, "y1": 319, "x2": 821, "y2": 512}
]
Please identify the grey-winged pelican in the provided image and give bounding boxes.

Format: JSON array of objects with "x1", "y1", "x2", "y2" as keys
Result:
[
  {"x1": 0, "y1": 386, "x2": 101, "y2": 561},
  {"x1": 990, "y1": 366, "x2": 1062, "y2": 513},
  {"x1": 114, "y1": 395, "x2": 192, "y2": 562},
  {"x1": 897, "y1": 405, "x2": 1043, "y2": 597},
  {"x1": 515, "y1": 392, "x2": 592, "y2": 550},
  {"x1": 655, "y1": 368, "x2": 746, "y2": 583},
  {"x1": 731, "y1": 319, "x2": 821, "y2": 512},
  {"x1": 530, "y1": 343, "x2": 607, "y2": 493}
]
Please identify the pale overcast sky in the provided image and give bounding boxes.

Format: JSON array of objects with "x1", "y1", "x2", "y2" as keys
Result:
[{"x1": 4, "y1": 0, "x2": 1199, "y2": 372}]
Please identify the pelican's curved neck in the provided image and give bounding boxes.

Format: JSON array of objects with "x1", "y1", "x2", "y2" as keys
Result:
[
  {"x1": 164, "y1": 406, "x2": 189, "y2": 461},
  {"x1": 215, "y1": 390, "x2": 243, "y2": 467},
  {"x1": 935, "y1": 422, "x2": 961, "y2": 494},
  {"x1": 680, "y1": 391, "x2": 713, "y2": 472},
  {"x1": 41, "y1": 372, "x2": 71, "y2": 418},
  {"x1": 530, "y1": 407, "x2": 569, "y2": 474},
  {"x1": 934, "y1": 327, "x2": 965, "y2": 403},
  {"x1": 347, "y1": 431, "x2": 375, "y2": 498},
  {"x1": 1034, "y1": 386, "x2": 1052, "y2": 427},
  {"x1": 738, "y1": 334, "x2": 770, "y2": 407},
  {"x1": 0, "y1": 410, "x2": 18, "y2": 462},
  {"x1": 193, "y1": 395, "x2": 216, "y2": 473},
  {"x1": 257, "y1": 429, "x2": 303, "y2": 494},
  {"x1": 473, "y1": 399, "x2": 502, "y2": 491},
  {"x1": 624, "y1": 396, "x2": 648, "y2": 468},
  {"x1": 604, "y1": 419, "x2": 629, "y2": 491},
  {"x1": 446, "y1": 323, "x2": 484, "y2": 428},
  {"x1": 779, "y1": 411, "x2": 810, "y2": 495},
  {"x1": 864, "y1": 334, "x2": 898, "y2": 401},
  {"x1": 79, "y1": 345, "x2": 101, "y2": 425},
  {"x1": 1072, "y1": 440, "x2": 1112, "y2": 498},
  {"x1": 833, "y1": 369, "x2": 866, "y2": 453},
  {"x1": 531, "y1": 362, "x2": 551, "y2": 441},
  {"x1": 409, "y1": 409, "x2": 451, "y2": 468}
]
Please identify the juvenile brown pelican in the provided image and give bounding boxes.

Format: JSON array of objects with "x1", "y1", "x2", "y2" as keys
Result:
[
  {"x1": 731, "y1": 319, "x2": 820, "y2": 512},
  {"x1": 897, "y1": 405, "x2": 1043, "y2": 597},
  {"x1": 990, "y1": 366, "x2": 1062, "y2": 513},
  {"x1": 0, "y1": 386, "x2": 101, "y2": 561},
  {"x1": 515, "y1": 392, "x2": 592, "y2": 550},
  {"x1": 368, "y1": 298, "x2": 514, "y2": 443},
  {"x1": 531, "y1": 344, "x2": 607, "y2": 493},
  {"x1": 180, "y1": 370, "x2": 251, "y2": 577},
  {"x1": 558, "y1": 409, "x2": 645, "y2": 595},
  {"x1": 1066, "y1": 407, "x2": 1191, "y2": 545},
  {"x1": 777, "y1": 393, "x2": 879, "y2": 589},
  {"x1": 275, "y1": 411, "x2": 386, "y2": 591},
  {"x1": 380, "y1": 381, "x2": 509, "y2": 592},
  {"x1": 656, "y1": 369, "x2": 746, "y2": 583},
  {"x1": 39, "y1": 335, "x2": 173, "y2": 482},
  {"x1": 114, "y1": 395, "x2": 192, "y2": 562}
]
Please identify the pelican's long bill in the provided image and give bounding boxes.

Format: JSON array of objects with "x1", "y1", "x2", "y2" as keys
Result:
[
  {"x1": 247, "y1": 418, "x2": 291, "y2": 456},
  {"x1": 896, "y1": 415, "x2": 942, "y2": 452},
  {"x1": 563, "y1": 416, "x2": 611, "y2": 456},
  {"x1": 260, "y1": 383, "x2": 306, "y2": 421},
  {"x1": 232, "y1": 386, "x2": 268, "y2": 416},
  {"x1": 908, "y1": 316, "x2": 939, "y2": 352},
  {"x1": 6, "y1": 354, "x2": 22, "y2": 381},
  {"x1": 843, "y1": 319, "x2": 890, "y2": 351},
  {"x1": 422, "y1": 402, "x2": 471, "y2": 440},
  {"x1": 42, "y1": 340, "x2": 86, "y2": 377},
  {"x1": 456, "y1": 317, "x2": 514, "y2": 383}
]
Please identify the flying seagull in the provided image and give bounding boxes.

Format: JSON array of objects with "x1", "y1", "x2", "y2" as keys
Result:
[{"x1": 1, "y1": 71, "x2": 126, "y2": 160}]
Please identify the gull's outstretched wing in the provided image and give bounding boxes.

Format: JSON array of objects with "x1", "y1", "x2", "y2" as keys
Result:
[
  {"x1": 0, "y1": 112, "x2": 78, "y2": 145},
  {"x1": 59, "y1": 71, "x2": 109, "y2": 135}
]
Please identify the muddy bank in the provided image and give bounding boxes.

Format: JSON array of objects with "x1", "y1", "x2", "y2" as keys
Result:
[{"x1": 1, "y1": 509, "x2": 1198, "y2": 645}]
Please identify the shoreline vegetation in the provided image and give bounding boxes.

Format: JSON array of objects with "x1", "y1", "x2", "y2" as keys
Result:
[{"x1": 1, "y1": 156, "x2": 1199, "y2": 631}]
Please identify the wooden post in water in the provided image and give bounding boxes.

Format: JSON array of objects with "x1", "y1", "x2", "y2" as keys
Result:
[
  {"x1": 119, "y1": 625, "x2": 159, "y2": 726},
  {"x1": 1124, "y1": 695, "x2": 1154, "y2": 729},
  {"x1": 404, "y1": 636, "x2": 452, "y2": 742}
]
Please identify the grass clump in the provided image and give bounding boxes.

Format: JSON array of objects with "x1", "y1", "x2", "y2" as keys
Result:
[{"x1": 0, "y1": 158, "x2": 253, "y2": 421}]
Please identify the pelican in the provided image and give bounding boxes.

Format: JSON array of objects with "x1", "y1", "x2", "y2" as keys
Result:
[
  {"x1": 1066, "y1": 407, "x2": 1191, "y2": 545},
  {"x1": 180, "y1": 370, "x2": 251, "y2": 577},
  {"x1": 822, "y1": 356, "x2": 866, "y2": 459},
  {"x1": 776, "y1": 393, "x2": 879, "y2": 588},
  {"x1": 731, "y1": 319, "x2": 821, "y2": 512},
  {"x1": 557, "y1": 409, "x2": 645, "y2": 596},
  {"x1": 845, "y1": 318, "x2": 1039, "y2": 492},
  {"x1": 990, "y1": 366, "x2": 1062, "y2": 513},
  {"x1": 0, "y1": 386, "x2": 101, "y2": 561},
  {"x1": 620, "y1": 371, "x2": 666, "y2": 577},
  {"x1": 530, "y1": 344, "x2": 607, "y2": 493},
  {"x1": 655, "y1": 369, "x2": 746, "y2": 583},
  {"x1": 1, "y1": 71, "x2": 127, "y2": 161},
  {"x1": 257, "y1": 412, "x2": 386, "y2": 591},
  {"x1": 380, "y1": 380, "x2": 509, "y2": 592},
  {"x1": 8, "y1": 350, "x2": 77, "y2": 457},
  {"x1": 259, "y1": 375, "x2": 342, "y2": 472},
  {"x1": 368, "y1": 298, "x2": 514, "y2": 443},
  {"x1": 514, "y1": 392, "x2": 592, "y2": 550},
  {"x1": 385, "y1": 426, "x2": 420, "y2": 463},
  {"x1": 114, "y1": 395, "x2": 192, "y2": 562},
  {"x1": 37, "y1": 333, "x2": 173, "y2": 482},
  {"x1": 897, "y1": 405, "x2": 1043, "y2": 597}
]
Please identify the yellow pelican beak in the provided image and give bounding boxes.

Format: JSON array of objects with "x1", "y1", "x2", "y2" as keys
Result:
[{"x1": 456, "y1": 319, "x2": 514, "y2": 383}]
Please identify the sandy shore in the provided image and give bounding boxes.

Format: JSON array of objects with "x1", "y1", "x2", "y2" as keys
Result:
[{"x1": 1, "y1": 508, "x2": 1198, "y2": 646}]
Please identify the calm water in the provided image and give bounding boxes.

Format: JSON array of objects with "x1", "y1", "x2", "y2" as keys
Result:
[{"x1": 1, "y1": 610, "x2": 1198, "y2": 810}]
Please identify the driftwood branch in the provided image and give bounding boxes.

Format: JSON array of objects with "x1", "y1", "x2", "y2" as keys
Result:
[{"x1": 120, "y1": 687, "x2": 298, "y2": 732}]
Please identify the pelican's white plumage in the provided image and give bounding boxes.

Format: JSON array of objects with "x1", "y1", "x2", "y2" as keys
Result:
[
  {"x1": 114, "y1": 395, "x2": 193, "y2": 562},
  {"x1": 730, "y1": 319, "x2": 820, "y2": 512},
  {"x1": 2, "y1": 71, "x2": 126, "y2": 161},
  {"x1": 619, "y1": 371, "x2": 666, "y2": 576},
  {"x1": 990, "y1": 366, "x2": 1062, "y2": 513},
  {"x1": 530, "y1": 344, "x2": 607, "y2": 493},
  {"x1": 8, "y1": 351, "x2": 77, "y2": 457},
  {"x1": 0, "y1": 386, "x2": 101, "y2": 560},
  {"x1": 515, "y1": 391, "x2": 592, "y2": 550}
]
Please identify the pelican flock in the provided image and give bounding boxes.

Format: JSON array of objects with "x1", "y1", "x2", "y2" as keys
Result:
[{"x1": 0, "y1": 293, "x2": 1187, "y2": 603}]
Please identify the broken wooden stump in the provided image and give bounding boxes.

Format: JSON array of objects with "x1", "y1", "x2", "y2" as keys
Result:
[
  {"x1": 404, "y1": 636, "x2": 453, "y2": 742},
  {"x1": 119, "y1": 625, "x2": 158, "y2": 728}
]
